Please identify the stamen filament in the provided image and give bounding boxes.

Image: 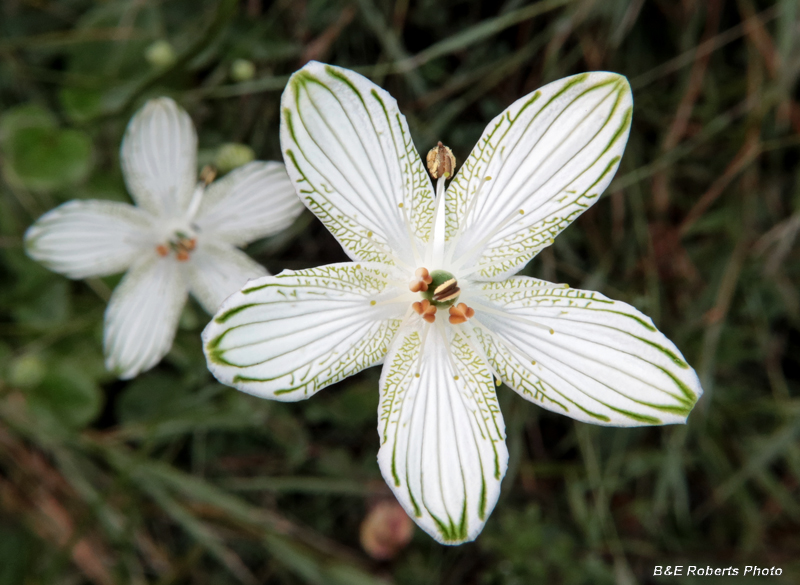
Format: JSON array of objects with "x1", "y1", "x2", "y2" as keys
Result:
[
  {"x1": 427, "y1": 176, "x2": 447, "y2": 267},
  {"x1": 452, "y1": 205, "x2": 529, "y2": 273},
  {"x1": 398, "y1": 202, "x2": 423, "y2": 266},
  {"x1": 445, "y1": 175, "x2": 493, "y2": 266},
  {"x1": 374, "y1": 292, "x2": 419, "y2": 307},
  {"x1": 415, "y1": 321, "x2": 432, "y2": 376},
  {"x1": 469, "y1": 305, "x2": 554, "y2": 334},
  {"x1": 363, "y1": 231, "x2": 414, "y2": 271},
  {"x1": 186, "y1": 182, "x2": 205, "y2": 221},
  {"x1": 458, "y1": 245, "x2": 548, "y2": 278}
]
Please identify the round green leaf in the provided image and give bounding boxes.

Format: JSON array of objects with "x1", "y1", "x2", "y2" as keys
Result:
[{"x1": 4, "y1": 126, "x2": 93, "y2": 191}]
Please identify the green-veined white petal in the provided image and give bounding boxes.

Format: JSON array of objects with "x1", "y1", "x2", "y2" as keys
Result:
[
  {"x1": 471, "y1": 277, "x2": 701, "y2": 426},
  {"x1": 446, "y1": 73, "x2": 632, "y2": 280},
  {"x1": 280, "y1": 61, "x2": 434, "y2": 267},
  {"x1": 378, "y1": 322, "x2": 507, "y2": 544},
  {"x1": 204, "y1": 263, "x2": 405, "y2": 400}
]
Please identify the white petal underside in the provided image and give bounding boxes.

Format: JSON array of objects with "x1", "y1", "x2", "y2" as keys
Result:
[
  {"x1": 194, "y1": 161, "x2": 304, "y2": 247},
  {"x1": 185, "y1": 241, "x2": 268, "y2": 314},
  {"x1": 203, "y1": 262, "x2": 405, "y2": 400},
  {"x1": 120, "y1": 97, "x2": 198, "y2": 218},
  {"x1": 24, "y1": 200, "x2": 154, "y2": 279},
  {"x1": 471, "y1": 277, "x2": 702, "y2": 426},
  {"x1": 378, "y1": 321, "x2": 508, "y2": 544},
  {"x1": 280, "y1": 61, "x2": 434, "y2": 267},
  {"x1": 446, "y1": 73, "x2": 633, "y2": 280},
  {"x1": 104, "y1": 256, "x2": 188, "y2": 379}
]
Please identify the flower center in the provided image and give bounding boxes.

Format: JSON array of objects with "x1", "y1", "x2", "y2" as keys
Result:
[
  {"x1": 408, "y1": 267, "x2": 476, "y2": 325},
  {"x1": 156, "y1": 229, "x2": 197, "y2": 262}
]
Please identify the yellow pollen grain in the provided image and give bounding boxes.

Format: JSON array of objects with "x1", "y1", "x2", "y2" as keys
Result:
[
  {"x1": 415, "y1": 373, "x2": 420, "y2": 378},
  {"x1": 454, "y1": 375, "x2": 459, "y2": 381},
  {"x1": 370, "y1": 300, "x2": 376, "y2": 306},
  {"x1": 356, "y1": 264, "x2": 361, "y2": 269},
  {"x1": 495, "y1": 379, "x2": 502, "y2": 387},
  {"x1": 485, "y1": 176, "x2": 492, "y2": 181},
  {"x1": 519, "y1": 209, "x2": 524, "y2": 215},
  {"x1": 398, "y1": 203, "x2": 404, "y2": 208},
  {"x1": 531, "y1": 360, "x2": 536, "y2": 365},
  {"x1": 367, "y1": 231, "x2": 373, "y2": 237},
  {"x1": 549, "y1": 329, "x2": 554, "y2": 335}
]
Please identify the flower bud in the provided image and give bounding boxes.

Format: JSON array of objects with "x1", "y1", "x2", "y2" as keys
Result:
[
  {"x1": 145, "y1": 40, "x2": 176, "y2": 69},
  {"x1": 231, "y1": 59, "x2": 256, "y2": 82},
  {"x1": 360, "y1": 499, "x2": 414, "y2": 560},
  {"x1": 214, "y1": 143, "x2": 256, "y2": 174}
]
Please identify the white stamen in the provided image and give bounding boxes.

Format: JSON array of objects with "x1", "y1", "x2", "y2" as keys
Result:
[
  {"x1": 445, "y1": 175, "x2": 493, "y2": 266},
  {"x1": 398, "y1": 202, "x2": 423, "y2": 266},
  {"x1": 459, "y1": 245, "x2": 547, "y2": 278},
  {"x1": 451, "y1": 204, "x2": 530, "y2": 273},
  {"x1": 415, "y1": 321, "x2": 433, "y2": 376},
  {"x1": 363, "y1": 231, "x2": 414, "y2": 271},
  {"x1": 427, "y1": 176, "x2": 447, "y2": 267},
  {"x1": 186, "y1": 182, "x2": 205, "y2": 221},
  {"x1": 469, "y1": 304, "x2": 554, "y2": 334}
]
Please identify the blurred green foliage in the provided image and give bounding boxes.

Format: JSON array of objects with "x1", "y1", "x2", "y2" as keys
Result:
[{"x1": 1, "y1": 0, "x2": 800, "y2": 584}]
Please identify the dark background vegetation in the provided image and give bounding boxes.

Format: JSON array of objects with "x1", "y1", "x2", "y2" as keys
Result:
[{"x1": 1, "y1": 0, "x2": 799, "y2": 583}]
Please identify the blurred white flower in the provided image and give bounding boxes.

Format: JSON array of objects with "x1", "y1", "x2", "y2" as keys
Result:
[
  {"x1": 25, "y1": 97, "x2": 303, "y2": 379},
  {"x1": 203, "y1": 63, "x2": 703, "y2": 544}
]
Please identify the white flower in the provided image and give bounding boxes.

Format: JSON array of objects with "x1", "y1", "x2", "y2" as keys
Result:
[
  {"x1": 202, "y1": 63, "x2": 703, "y2": 544},
  {"x1": 25, "y1": 97, "x2": 303, "y2": 379}
]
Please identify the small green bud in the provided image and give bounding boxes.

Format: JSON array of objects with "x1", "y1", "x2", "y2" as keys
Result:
[
  {"x1": 145, "y1": 40, "x2": 176, "y2": 68},
  {"x1": 231, "y1": 59, "x2": 256, "y2": 82},
  {"x1": 214, "y1": 143, "x2": 256, "y2": 174},
  {"x1": 9, "y1": 353, "x2": 46, "y2": 388}
]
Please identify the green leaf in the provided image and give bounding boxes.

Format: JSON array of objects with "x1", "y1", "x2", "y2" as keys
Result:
[
  {"x1": 0, "y1": 104, "x2": 57, "y2": 141},
  {"x1": 116, "y1": 372, "x2": 195, "y2": 423},
  {"x1": 27, "y1": 361, "x2": 103, "y2": 429},
  {"x1": 59, "y1": 87, "x2": 104, "y2": 124},
  {"x1": 3, "y1": 125, "x2": 93, "y2": 191}
]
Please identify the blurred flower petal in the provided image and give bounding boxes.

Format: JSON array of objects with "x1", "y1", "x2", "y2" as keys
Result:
[
  {"x1": 24, "y1": 200, "x2": 153, "y2": 279},
  {"x1": 104, "y1": 256, "x2": 187, "y2": 379},
  {"x1": 120, "y1": 97, "x2": 197, "y2": 218},
  {"x1": 185, "y1": 240, "x2": 267, "y2": 314},
  {"x1": 195, "y1": 161, "x2": 304, "y2": 247}
]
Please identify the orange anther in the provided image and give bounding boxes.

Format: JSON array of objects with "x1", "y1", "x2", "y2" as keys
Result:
[
  {"x1": 185, "y1": 238, "x2": 197, "y2": 251},
  {"x1": 409, "y1": 267, "x2": 433, "y2": 293},
  {"x1": 412, "y1": 299, "x2": 437, "y2": 323},
  {"x1": 156, "y1": 244, "x2": 169, "y2": 257},
  {"x1": 448, "y1": 303, "x2": 475, "y2": 325},
  {"x1": 176, "y1": 249, "x2": 190, "y2": 262}
]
